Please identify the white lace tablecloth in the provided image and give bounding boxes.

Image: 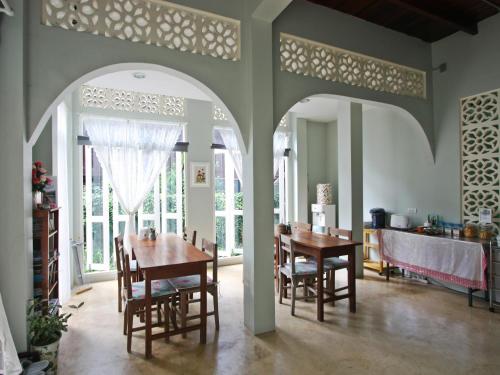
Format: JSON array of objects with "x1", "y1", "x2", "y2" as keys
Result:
[{"x1": 379, "y1": 229, "x2": 487, "y2": 290}]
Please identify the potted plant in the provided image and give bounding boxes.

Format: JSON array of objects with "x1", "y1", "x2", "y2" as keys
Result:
[
  {"x1": 27, "y1": 300, "x2": 82, "y2": 374},
  {"x1": 32, "y1": 161, "x2": 52, "y2": 208}
]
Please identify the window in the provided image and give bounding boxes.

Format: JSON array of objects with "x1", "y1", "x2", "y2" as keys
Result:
[
  {"x1": 214, "y1": 149, "x2": 243, "y2": 258},
  {"x1": 274, "y1": 158, "x2": 287, "y2": 225},
  {"x1": 82, "y1": 131, "x2": 185, "y2": 273}
]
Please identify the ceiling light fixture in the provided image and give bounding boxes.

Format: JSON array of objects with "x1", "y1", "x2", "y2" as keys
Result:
[
  {"x1": 133, "y1": 72, "x2": 146, "y2": 79},
  {"x1": 299, "y1": 98, "x2": 311, "y2": 103}
]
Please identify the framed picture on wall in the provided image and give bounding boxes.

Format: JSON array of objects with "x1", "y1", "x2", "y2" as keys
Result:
[{"x1": 190, "y1": 162, "x2": 210, "y2": 188}]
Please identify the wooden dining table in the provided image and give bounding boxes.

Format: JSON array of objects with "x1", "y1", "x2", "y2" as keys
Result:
[
  {"x1": 128, "y1": 234, "x2": 212, "y2": 358},
  {"x1": 280, "y1": 231, "x2": 361, "y2": 321}
]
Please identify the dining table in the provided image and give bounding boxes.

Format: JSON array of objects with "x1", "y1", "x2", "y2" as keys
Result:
[
  {"x1": 280, "y1": 231, "x2": 362, "y2": 321},
  {"x1": 128, "y1": 233, "x2": 212, "y2": 358}
]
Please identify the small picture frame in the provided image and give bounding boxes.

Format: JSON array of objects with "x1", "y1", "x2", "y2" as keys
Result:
[{"x1": 190, "y1": 162, "x2": 210, "y2": 187}]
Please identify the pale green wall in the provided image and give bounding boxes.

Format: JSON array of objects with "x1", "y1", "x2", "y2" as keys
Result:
[{"x1": 32, "y1": 118, "x2": 53, "y2": 173}]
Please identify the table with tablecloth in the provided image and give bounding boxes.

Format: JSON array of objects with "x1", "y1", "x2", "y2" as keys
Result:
[{"x1": 378, "y1": 229, "x2": 487, "y2": 291}]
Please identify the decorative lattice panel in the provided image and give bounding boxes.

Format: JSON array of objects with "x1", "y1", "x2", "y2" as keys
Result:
[
  {"x1": 41, "y1": 0, "x2": 240, "y2": 61},
  {"x1": 280, "y1": 33, "x2": 426, "y2": 99},
  {"x1": 213, "y1": 104, "x2": 228, "y2": 121},
  {"x1": 461, "y1": 89, "x2": 500, "y2": 233},
  {"x1": 80, "y1": 85, "x2": 185, "y2": 117}
]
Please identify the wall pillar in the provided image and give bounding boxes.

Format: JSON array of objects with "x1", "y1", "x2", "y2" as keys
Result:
[
  {"x1": 242, "y1": 13, "x2": 276, "y2": 334},
  {"x1": 337, "y1": 102, "x2": 364, "y2": 278},
  {"x1": 292, "y1": 117, "x2": 309, "y2": 223}
]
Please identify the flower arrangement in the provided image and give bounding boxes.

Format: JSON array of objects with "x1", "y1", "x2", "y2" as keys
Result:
[{"x1": 32, "y1": 161, "x2": 52, "y2": 192}]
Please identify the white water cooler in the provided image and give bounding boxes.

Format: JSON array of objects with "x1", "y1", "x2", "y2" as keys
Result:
[{"x1": 312, "y1": 204, "x2": 336, "y2": 233}]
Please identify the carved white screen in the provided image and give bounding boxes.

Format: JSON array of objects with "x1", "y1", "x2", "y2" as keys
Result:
[{"x1": 461, "y1": 89, "x2": 500, "y2": 233}]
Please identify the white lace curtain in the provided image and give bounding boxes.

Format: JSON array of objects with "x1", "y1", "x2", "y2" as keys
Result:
[
  {"x1": 84, "y1": 117, "x2": 182, "y2": 245},
  {"x1": 273, "y1": 129, "x2": 288, "y2": 178},
  {"x1": 217, "y1": 127, "x2": 243, "y2": 183}
]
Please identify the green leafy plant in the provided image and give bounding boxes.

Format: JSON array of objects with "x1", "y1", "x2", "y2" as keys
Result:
[{"x1": 27, "y1": 300, "x2": 78, "y2": 346}]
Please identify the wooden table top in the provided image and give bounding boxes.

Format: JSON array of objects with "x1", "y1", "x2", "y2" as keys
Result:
[
  {"x1": 281, "y1": 231, "x2": 362, "y2": 250},
  {"x1": 129, "y1": 234, "x2": 212, "y2": 270}
]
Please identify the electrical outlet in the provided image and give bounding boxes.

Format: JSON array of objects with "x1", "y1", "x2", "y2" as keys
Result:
[{"x1": 408, "y1": 208, "x2": 417, "y2": 215}]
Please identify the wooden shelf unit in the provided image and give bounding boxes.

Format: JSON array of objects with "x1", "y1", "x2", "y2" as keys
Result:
[
  {"x1": 33, "y1": 208, "x2": 59, "y2": 308},
  {"x1": 363, "y1": 228, "x2": 385, "y2": 273}
]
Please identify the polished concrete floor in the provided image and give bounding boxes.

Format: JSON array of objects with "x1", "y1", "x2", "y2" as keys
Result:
[{"x1": 60, "y1": 265, "x2": 499, "y2": 374}]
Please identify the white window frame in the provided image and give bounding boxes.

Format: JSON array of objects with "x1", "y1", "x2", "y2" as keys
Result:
[
  {"x1": 161, "y1": 151, "x2": 184, "y2": 237},
  {"x1": 274, "y1": 158, "x2": 287, "y2": 224},
  {"x1": 214, "y1": 149, "x2": 243, "y2": 258}
]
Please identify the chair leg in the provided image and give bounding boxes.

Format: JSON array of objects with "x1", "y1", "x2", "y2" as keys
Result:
[
  {"x1": 181, "y1": 292, "x2": 188, "y2": 338},
  {"x1": 279, "y1": 274, "x2": 284, "y2": 304},
  {"x1": 157, "y1": 301, "x2": 162, "y2": 324},
  {"x1": 123, "y1": 304, "x2": 127, "y2": 335},
  {"x1": 284, "y1": 277, "x2": 288, "y2": 299},
  {"x1": 118, "y1": 276, "x2": 122, "y2": 313},
  {"x1": 331, "y1": 270, "x2": 336, "y2": 306},
  {"x1": 127, "y1": 306, "x2": 133, "y2": 353},
  {"x1": 213, "y1": 290, "x2": 220, "y2": 331},
  {"x1": 291, "y1": 279, "x2": 296, "y2": 316},
  {"x1": 164, "y1": 300, "x2": 170, "y2": 342}
]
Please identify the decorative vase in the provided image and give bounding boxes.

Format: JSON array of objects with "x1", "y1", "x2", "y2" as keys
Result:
[
  {"x1": 33, "y1": 191, "x2": 43, "y2": 208},
  {"x1": 317, "y1": 184, "x2": 333, "y2": 205},
  {"x1": 32, "y1": 338, "x2": 60, "y2": 374}
]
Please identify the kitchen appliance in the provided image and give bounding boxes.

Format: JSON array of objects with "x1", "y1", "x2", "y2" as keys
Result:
[
  {"x1": 369, "y1": 208, "x2": 386, "y2": 228},
  {"x1": 390, "y1": 214, "x2": 411, "y2": 229},
  {"x1": 312, "y1": 204, "x2": 336, "y2": 233}
]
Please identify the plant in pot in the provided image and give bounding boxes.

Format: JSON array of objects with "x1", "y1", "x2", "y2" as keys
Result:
[
  {"x1": 32, "y1": 161, "x2": 52, "y2": 208},
  {"x1": 27, "y1": 300, "x2": 83, "y2": 374}
]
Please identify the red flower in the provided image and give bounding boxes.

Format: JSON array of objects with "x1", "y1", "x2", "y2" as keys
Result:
[
  {"x1": 46, "y1": 177, "x2": 53, "y2": 185},
  {"x1": 32, "y1": 177, "x2": 41, "y2": 184},
  {"x1": 34, "y1": 161, "x2": 43, "y2": 168}
]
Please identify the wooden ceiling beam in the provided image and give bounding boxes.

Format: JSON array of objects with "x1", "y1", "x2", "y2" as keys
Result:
[{"x1": 387, "y1": 0, "x2": 478, "y2": 35}]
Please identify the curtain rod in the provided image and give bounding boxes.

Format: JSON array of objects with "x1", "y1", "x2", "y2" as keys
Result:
[{"x1": 77, "y1": 136, "x2": 189, "y2": 152}]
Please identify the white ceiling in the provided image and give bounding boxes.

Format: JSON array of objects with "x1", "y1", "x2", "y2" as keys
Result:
[
  {"x1": 86, "y1": 70, "x2": 211, "y2": 101},
  {"x1": 289, "y1": 95, "x2": 378, "y2": 123}
]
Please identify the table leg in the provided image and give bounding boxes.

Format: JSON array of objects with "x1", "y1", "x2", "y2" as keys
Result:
[
  {"x1": 317, "y1": 254, "x2": 324, "y2": 322},
  {"x1": 348, "y1": 248, "x2": 356, "y2": 313},
  {"x1": 468, "y1": 288, "x2": 473, "y2": 307},
  {"x1": 200, "y1": 263, "x2": 207, "y2": 344},
  {"x1": 145, "y1": 272, "x2": 152, "y2": 358}
]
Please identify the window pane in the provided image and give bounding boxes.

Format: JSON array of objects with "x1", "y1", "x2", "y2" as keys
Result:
[
  {"x1": 143, "y1": 220, "x2": 155, "y2": 229},
  {"x1": 274, "y1": 180, "x2": 279, "y2": 209},
  {"x1": 143, "y1": 188, "x2": 154, "y2": 214},
  {"x1": 234, "y1": 215, "x2": 243, "y2": 251},
  {"x1": 167, "y1": 219, "x2": 177, "y2": 234},
  {"x1": 118, "y1": 221, "x2": 126, "y2": 236},
  {"x1": 92, "y1": 223, "x2": 103, "y2": 264},
  {"x1": 234, "y1": 171, "x2": 243, "y2": 210},
  {"x1": 91, "y1": 149, "x2": 103, "y2": 216},
  {"x1": 166, "y1": 152, "x2": 177, "y2": 213},
  {"x1": 274, "y1": 213, "x2": 280, "y2": 225},
  {"x1": 215, "y1": 153, "x2": 225, "y2": 211},
  {"x1": 216, "y1": 216, "x2": 226, "y2": 251}
]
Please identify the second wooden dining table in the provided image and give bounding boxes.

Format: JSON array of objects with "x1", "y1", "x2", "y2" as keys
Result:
[
  {"x1": 128, "y1": 234, "x2": 212, "y2": 358},
  {"x1": 280, "y1": 231, "x2": 362, "y2": 321}
]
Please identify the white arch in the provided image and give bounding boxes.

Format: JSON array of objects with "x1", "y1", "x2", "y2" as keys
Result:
[
  {"x1": 28, "y1": 62, "x2": 246, "y2": 154},
  {"x1": 278, "y1": 93, "x2": 435, "y2": 163}
]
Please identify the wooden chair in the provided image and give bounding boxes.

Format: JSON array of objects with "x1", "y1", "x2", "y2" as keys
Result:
[
  {"x1": 324, "y1": 228, "x2": 352, "y2": 305},
  {"x1": 183, "y1": 228, "x2": 197, "y2": 246},
  {"x1": 122, "y1": 251, "x2": 177, "y2": 353},
  {"x1": 114, "y1": 235, "x2": 138, "y2": 313},
  {"x1": 291, "y1": 222, "x2": 312, "y2": 234},
  {"x1": 171, "y1": 238, "x2": 219, "y2": 336},
  {"x1": 278, "y1": 234, "x2": 318, "y2": 316}
]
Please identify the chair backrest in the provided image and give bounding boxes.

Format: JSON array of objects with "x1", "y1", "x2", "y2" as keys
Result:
[
  {"x1": 201, "y1": 238, "x2": 218, "y2": 283},
  {"x1": 114, "y1": 234, "x2": 124, "y2": 273},
  {"x1": 291, "y1": 222, "x2": 312, "y2": 234},
  {"x1": 329, "y1": 227, "x2": 353, "y2": 241},
  {"x1": 279, "y1": 234, "x2": 297, "y2": 275},
  {"x1": 123, "y1": 252, "x2": 133, "y2": 300},
  {"x1": 183, "y1": 228, "x2": 197, "y2": 246}
]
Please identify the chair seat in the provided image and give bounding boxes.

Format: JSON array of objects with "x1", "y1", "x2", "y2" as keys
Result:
[
  {"x1": 280, "y1": 261, "x2": 318, "y2": 277},
  {"x1": 130, "y1": 279, "x2": 176, "y2": 300},
  {"x1": 169, "y1": 275, "x2": 214, "y2": 290},
  {"x1": 323, "y1": 257, "x2": 349, "y2": 270},
  {"x1": 130, "y1": 260, "x2": 137, "y2": 272}
]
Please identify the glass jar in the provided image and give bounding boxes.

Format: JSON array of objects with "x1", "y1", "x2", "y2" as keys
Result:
[
  {"x1": 463, "y1": 223, "x2": 478, "y2": 238},
  {"x1": 479, "y1": 223, "x2": 494, "y2": 240}
]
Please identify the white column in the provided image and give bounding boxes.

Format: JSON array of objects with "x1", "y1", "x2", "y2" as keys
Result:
[
  {"x1": 337, "y1": 102, "x2": 364, "y2": 277},
  {"x1": 242, "y1": 16, "x2": 275, "y2": 334},
  {"x1": 293, "y1": 117, "x2": 309, "y2": 223}
]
